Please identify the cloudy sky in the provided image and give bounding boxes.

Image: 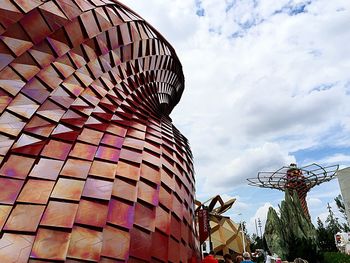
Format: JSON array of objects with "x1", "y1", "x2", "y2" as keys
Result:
[{"x1": 120, "y1": 0, "x2": 350, "y2": 234}]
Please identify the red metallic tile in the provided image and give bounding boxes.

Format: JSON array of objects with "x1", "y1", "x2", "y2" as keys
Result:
[
  {"x1": 107, "y1": 198, "x2": 134, "y2": 229},
  {"x1": 138, "y1": 180, "x2": 159, "y2": 206},
  {"x1": 0, "y1": 155, "x2": 35, "y2": 179},
  {"x1": 89, "y1": 160, "x2": 117, "y2": 179},
  {"x1": 29, "y1": 158, "x2": 64, "y2": 180},
  {"x1": 0, "y1": 205, "x2": 11, "y2": 231},
  {"x1": 112, "y1": 177, "x2": 137, "y2": 202},
  {"x1": 4, "y1": 204, "x2": 45, "y2": 232},
  {"x1": 129, "y1": 227, "x2": 152, "y2": 261},
  {"x1": 69, "y1": 142, "x2": 98, "y2": 161},
  {"x1": 41, "y1": 140, "x2": 73, "y2": 160},
  {"x1": 101, "y1": 225, "x2": 130, "y2": 260},
  {"x1": 40, "y1": 201, "x2": 78, "y2": 228},
  {"x1": 31, "y1": 228, "x2": 71, "y2": 260},
  {"x1": 134, "y1": 202, "x2": 155, "y2": 232},
  {"x1": 60, "y1": 158, "x2": 91, "y2": 179},
  {"x1": 67, "y1": 226, "x2": 103, "y2": 261},
  {"x1": 17, "y1": 179, "x2": 55, "y2": 204},
  {"x1": 95, "y1": 145, "x2": 120, "y2": 162},
  {"x1": 0, "y1": 233, "x2": 35, "y2": 262},
  {"x1": 82, "y1": 178, "x2": 113, "y2": 200},
  {"x1": 0, "y1": 177, "x2": 24, "y2": 204},
  {"x1": 116, "y1": 161, "x2": 140, "y2": 181},
  {"x1": 75, "y1": 199, "x2": 108, "y2": 228},
  {"x1": 51, "y1": 178, "x2": 85, "y2": 201}
]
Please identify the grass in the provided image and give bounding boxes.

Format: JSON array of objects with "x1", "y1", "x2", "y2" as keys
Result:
[{"x1": 322, "y1": 252, "x2": 350, "y2": 263}]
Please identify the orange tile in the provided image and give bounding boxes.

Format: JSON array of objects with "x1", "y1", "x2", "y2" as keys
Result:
[
  {"x1": 75, "y1": 199, "x2": 108, "y2": 228},
  {"x1": 107, "y1": 198, "x2": 134, "y2": 229},
  {"x1": 0, "y1": 233, "x2": 35, "y2": 262},
  {"x1": 101, "y1": 225, "x2": 130, "y2": 260},
  {"x1": 51, "y1": 178, "x2": 85, "y2": 201},
  {"x1": 138, "y1": 180, "x2": 159, "y2": 206},
  {"x1": 69, "y1": 142, "x2": 97, "y2": 161},
  {"x1": 0, "y1": 205, "x2": 11, "y2": 230},
  {"x1": 95, "y1": 145, "x2": 120, "y2": 162},
  {"x1": 116, "y1": 161, "x2": 140, "y2": 181},
  {"x1": 77, "y1": 128, "x2": 103, "y2": 145},
  {"x1": 112, "y1": 177, "x2": 137, "y2": 202},
  {"x1": 89, "y1": 160, "x2": 117, "y2": 179},
  {"x1": 40, "y1": 201, "x2": 78, "y2": 228},
  {"x1": 0, "y1": 155, "x2": 35, "y2": 179},
  {"x1": 41, "y1": 139, "x2": 72, "y2": 160},
  {"x1": 17, "y1": 179, "x2": 55, "y2": 204},
  {"x1": 29, "y1": 158, "x2": 64, "y2": 180},
  {"x1": 67, "y1": 226, "x2": 103, "y2": 261},
  {"x1": 60, "y1": 158, "x2": 91, "y2": 179},
  {"x1": 0, "y1": 177, "x2": 24, "y2": 205},
  {"x1": 30, "y1": 228, "x2": 71, "y2": 260},
  {"x1": 4, "y1": 204, "x2": 45, "y2": 232},
  {"x1": 82, "y1": 178, "x2": 113, "y2": 200}
]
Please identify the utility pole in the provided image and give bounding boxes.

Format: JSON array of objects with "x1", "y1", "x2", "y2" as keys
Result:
[{"x1": 258, "y1": 218, "x2": 262, "y2": 239}]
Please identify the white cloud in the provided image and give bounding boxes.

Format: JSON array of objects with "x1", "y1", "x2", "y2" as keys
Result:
[
  {"x1": 248, "y1": 202, "x2": 278, "y2": 235},
  {"x1": 120, "y1": 0, "x2": 350, "y2": 233}
]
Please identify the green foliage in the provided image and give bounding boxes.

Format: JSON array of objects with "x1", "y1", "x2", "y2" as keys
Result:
[
  {"x1": 334, "y1": 194, "x2": 350, "y2": 231},
  {"x1": 322, "y1": 252, "x2": 350, "y2": 263},
  {"x1": 264, "y1": 190, "x2": 319, "y2": 261}
]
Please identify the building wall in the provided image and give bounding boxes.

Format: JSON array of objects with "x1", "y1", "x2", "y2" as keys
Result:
[
  {"x1": 0, "y1": 0, "x2": 199, "y2": 261},
  {"x1": 337, "y1": 168, "x2": 350, "y2": 228}
]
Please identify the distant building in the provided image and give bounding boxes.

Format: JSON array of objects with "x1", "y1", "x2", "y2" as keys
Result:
[{"x1": 337, "y1": 168, "x2": 350, "y2": 227}]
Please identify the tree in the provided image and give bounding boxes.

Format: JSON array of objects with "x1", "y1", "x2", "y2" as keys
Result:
[{"x1": 334, "y1": 194, "x2": 350, "y2": 232}]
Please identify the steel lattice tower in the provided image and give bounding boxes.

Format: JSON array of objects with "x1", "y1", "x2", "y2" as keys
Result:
[{"x1": 247, "y1": 163, "x2": 339, "y2": 220}]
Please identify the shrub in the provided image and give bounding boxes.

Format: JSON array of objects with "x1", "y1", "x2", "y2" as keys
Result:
[{"x1": 322, "y1": 252, "x2": 350, "y2": 263}]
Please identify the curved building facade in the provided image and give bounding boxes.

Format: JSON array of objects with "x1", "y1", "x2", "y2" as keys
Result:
[{"x1": 0, "y1": 0, "x2": 198, "y2": 262}]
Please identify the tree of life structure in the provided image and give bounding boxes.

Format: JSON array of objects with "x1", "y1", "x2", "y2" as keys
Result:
[{"x1": 247, "y1": 163, "x2": 339, "y2": 220}]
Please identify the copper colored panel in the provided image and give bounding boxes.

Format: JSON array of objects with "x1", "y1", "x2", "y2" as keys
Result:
[
  {"x1": 155, "y1": 206, "x2": 171, "y2": 235},
  {"x1": 75, "y1": 199, "x2": 108, "y2": 228},
  {"x1": 152, "y1": 230, "x2": 169, "y2": 262},
  {"x1": 101, "y1": 133, "x2": 124, "y2": 148},
  {"x1": 107, "y1": 198, "x2": 134, "y2": 229},
  {"x1": 51, "y1": 178, "x2": 85, "y2": 201},
  {"x1": 95, "y1": 145, "x2": 120, "y2": 162},
  {"x1": 41, "y1": 140, "x2": 73, "y2": 160},
  {"x1": 0, "y1": 177, "x2": 24, "y2": 205},
  {"x1": 30, "y1": 228, "x2": 71, "y2": 260},
  {"x1": 17, "y1": 179, "x2": 55, "y2": 204},
  {"x1": 112, "y1": 177, "x2": 137, "y2": 202},
  {"x1": 67, "y1": 226, "x2": 103, "y2": 261},
  {"x1": 0, "y1": 154, "x2": 35, "y2": 179},
  {"x1": 29, "y1": 158, "x2": 64, "y2": 180},
  {"x1": 0, "y1": 233, "x2": 35, "y2": 262},
  {"x1": 89, "y1": 160, "x2": 117, "y2": 179},
  {"x1": 82, "y1": 178, "x2": 113, "y2": 200},
  {"x1": 129, "y1": 227, "x2": 152, "y2": 261},
  {"x1": 69, "y1": 142, "x2": 98, "y2": 161},
  {"x1": 116, "y1": 161, "x2": 140, "y2": 181},
  {"x1": 4, "y1": 204, "x2": 45, "y2": 232},
  {"x1": 77, "y1": 128, "x2": 103, "y2": 145},
  {"x1": 60, "y1": 158, "x2": 91, "y2": 179},
  {"x1": 101, "y1": 225, "x2": 130, "y2": 260},
  {"x1": 140, "y1": 162, "x2": 161, "y2": 185},
  {"x1": 134, "y1": 202, "x2": 156, "y2": 232},
  {"x1": 40, "y1": 201, "x2": 78, "y2": 228},
  {"x1": 119, "y1": 148, "x2": 143, "y2": 164},
  {"x1": 0, "y1": 205, "x2": 11, "y2": 230},
  {"x1": 138, "y1": 180, "x2": 159, "y2": 206}
]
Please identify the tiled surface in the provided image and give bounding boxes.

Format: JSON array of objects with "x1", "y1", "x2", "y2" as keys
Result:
[{"x1": 0, "y1": 0, "x2": 198, "y2": 261}]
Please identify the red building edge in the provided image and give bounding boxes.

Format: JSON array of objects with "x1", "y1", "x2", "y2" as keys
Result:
[{"x1": 0, "y1": 0, "x2": 200, "y2": 261}]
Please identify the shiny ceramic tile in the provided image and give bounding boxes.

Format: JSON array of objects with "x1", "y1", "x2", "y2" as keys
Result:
[
  {"x1": 0, "y1": 205, "x2": 11, "y2": 231},
  {"x1": 101, "y1": 225, "x2": 130, "y2": 260},
  {"x1": 107, "y1": 198, "x2": 134, "y2": 229},
  {"x1": 30, "y1": 228, "x2": 71, "y2": 260},
  {"x1": 0, "y1": 233, "x2": 35, "y2": 262},
  {"x1": 17, "y1": 179, "x2": 55, "y2": 204},
  {"x1": 50, "y1": 178, "x2": 85, "y2": 201},
  {"x1": 41, "y1": 140, "x2": 73, "y2": 160},
  {"x1": 29, "y1": 158, "x2": 64, "y2": 180},
  {"x1": 82, "y1": 178, "x2": 113, "y2": 200},
  {"x1": 4, "y1": 204, "x2": 45, "y2": 232},
  {"x1": 0, "y1": 177, "x2": 24, "y2": 204},
  {"x1": 0, "y1": 154, "x2": 35, "y2": 179},
  {"x1": 67, "y1": 226, "x2": 103, "y2": 261},
  {"x1": 74, "y1": 199, "x2": 108, "y2": 228},
  {"x1": 89, "y1": 160, "x2": 117, "y2": 179},
  {"x1": 40, "y1": 201, "x2": 78, "y2": 228},
  {"x1": 60, "y1": 158, "x2": 91, "y2": 179},
  {"x1": 69, "y1": 142, "x2": 98, "y2": 161}
]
